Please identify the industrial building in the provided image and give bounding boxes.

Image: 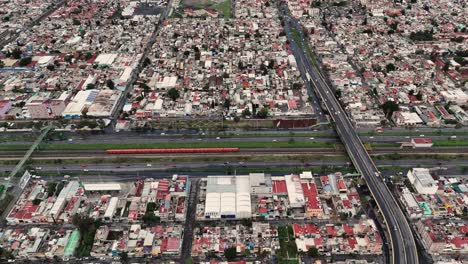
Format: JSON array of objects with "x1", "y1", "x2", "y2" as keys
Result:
[
  {"x1": 204, "y1": 175, "x2": 252, "y2": 219},
  {"x1": 407, "y1": 168, "x2": 438, "y2": 195}
]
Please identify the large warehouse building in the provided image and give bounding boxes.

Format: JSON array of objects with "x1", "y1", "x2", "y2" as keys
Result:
[{"x1": 204, "y1": 175, "x2": 252, "y2": 219}]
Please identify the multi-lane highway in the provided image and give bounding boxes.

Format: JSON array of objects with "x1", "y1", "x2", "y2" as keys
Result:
[
  {"x1": 280, "y1": 5, "x2": 418, "y2": 264},
  {"x1": 1, "y1": 159, "x2": 463, "y2": 174},
  {"x1": 1, "y1": 146, "x2": 467, "y2": 161}
]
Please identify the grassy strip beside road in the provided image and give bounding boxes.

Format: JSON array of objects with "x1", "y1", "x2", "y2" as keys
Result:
[
  {"x1": 214, "y1": 131, "x2": 334, "y2": 138},
  {"x1": 212, "y1": 0, "x2": 231, "y2": 18},
  {"x1": 291, "y1": 28, "x2": 302, "y2": 48},
  {"x1": 0, "y1": 141, "x2": 402, "y2": 151},
  {"x1": 0, "y1": 154, "x2": 349, "y2": 166},
  {"x1": 433, "y1": 140, "x2": 468, "y2": 147},
  {"x1": 277, "y1": 225, "x2": 299, "y2": 264},
  {"x1": 0, "y1": 140, "x2": 340, "y2": 151},
  {"x1": 2, "y1": 151, "x2": 464, "y2": 167},
  {"x1": 360, "y1": 131, "x2": 468, "y2": 137},
  {"x1": 372, "y1": 153, "x2": 468, "y2": 161},
  {"x1": 0, "y1": 166, "x2": 357, "y2": 178}
]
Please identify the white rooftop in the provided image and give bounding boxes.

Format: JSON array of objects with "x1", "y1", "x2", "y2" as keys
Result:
[{"x1": 83, "y1": 183, "x2": 121, "y2": 191}]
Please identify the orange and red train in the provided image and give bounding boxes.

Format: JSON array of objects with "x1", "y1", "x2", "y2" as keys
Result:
[{"x1": 106, "y1": 148, "x2": 240, "y2": 154}]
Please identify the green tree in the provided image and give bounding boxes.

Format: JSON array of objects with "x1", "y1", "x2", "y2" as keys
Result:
[
  {"x1": 120, "y1": 251, "x2": 128, "y2": 263},
  {"x1": 381, "y1": 100, "x2": 399, "y2": 118},
  {"x1": 443, "y1": 62, "x2": 450, "y2": 72},
  {"x1": 167, "y1": 88, "x2": 180, "y2": 101},
  {"x1": 11, "y1": 48, "x2": 22, "y2": 59},
  {"x1": 47, "y1": 182, "x2": 57, "y2": 197},
  {"x1": 81, "y1": 108, "x2": 88, "y2": 119},
  {"x1": 140, "y1": 83, "x2": 151, "y2": 94},
  {"x1": 241, "y1": 108, "x2": 251, "y2": 117},
  {"x1": 241, "y1": 218, "x2": 252, "y2": 227},
  {"x1": 64, "y1": 54, "x2": 73, "y2": 64},
  {"x1": 335, "y1": 89, "x2": 342, "y2": 98},
  {"x1": 409, "y1": 30, "x2": 434, "y2": 41},
  {"x1": 106, "y1": 79, "x2": 115, "y2": 89},
  {"x1": 97, "y1": 119, "x2": 106, "y2": 130},
  {"x1": 86, "y1": 83, "x2": 95, "y2": 90},
  {"x1": 224, "y1": 247, "x2": 237, "y2": 260},
  {"x1": 87, "y1": 121, "x2": 98, "y2": 129},
  {"x1": 257, "y1": 107, "x2": 269, "y2": 119},
  {"x1": 19, "y1": 57, "x2": 32, "y2": 67},
  {"x1": 143, "y1": 57, "x2": 151, "y2": 68},
  {"x1": 0, "y1": 247, "x2": 13, "y2": 259},
  {"x1": 415, "y1": 92, "x2": 423, "y2": 101},
  {"x1": 223, "y1": 99, "x2": 231, "y2": 109},
  {"x1": 292, "y1": 82, "x2": 302, "y2": 89},
  {"x1": 372, "y1": 87, "x2": 378, "y2": 95},
  {"x1": 308, "y1": 246, "x2": 319, "y2": 257},
  {"x1": 450, "y1": 36, "x2": 464, "y2": 43},
  {"x1": 386, "y1": 63, "x2": 396, "y2": 72}
]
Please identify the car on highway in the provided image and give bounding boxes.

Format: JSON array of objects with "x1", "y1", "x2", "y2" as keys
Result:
[
  {"x1": 64, "y1": 175, "x2": 70, "y2": 179},
  {"x1": 160, "y1": 132, "x2": 166, "y2": 136},
  {"x1": 35, "y1": 167, "x2": 42, "y2": 170},
  {"x1": 83, "y1": 169, "x2": 89, "y2": 172},
  {"x1": 216, "y1": 137, "x2": 220, "y2": 140},
  {"x1": 309, "y1": 137, "x2": 315, "y2": 140},
  {"x1": 147, "y1": 164, "x2": 152, "y2": 167},
  {"x1": 272, "y1": 139, "x2": 277, "y2": 142}
]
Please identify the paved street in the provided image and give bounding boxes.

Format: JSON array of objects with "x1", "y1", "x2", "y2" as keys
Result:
[
  {"x1": 179, "y1": 179, "x2": 198, "y2": 262},
  {"x1": 3, "y1": 158, "x2": 466, "y2": 173},
  {"x1": 280, "y1": 4, "x2": 418, "y2": 264}
]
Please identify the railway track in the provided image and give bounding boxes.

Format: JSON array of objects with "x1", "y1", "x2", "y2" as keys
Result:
[{"x1": 0, "y1": 147, "x2": 467, "y2": 160}]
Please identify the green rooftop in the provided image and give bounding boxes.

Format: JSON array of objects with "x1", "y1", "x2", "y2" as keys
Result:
[{"x1": 64, "y1": 229, "x2": 80, "y2": 257}]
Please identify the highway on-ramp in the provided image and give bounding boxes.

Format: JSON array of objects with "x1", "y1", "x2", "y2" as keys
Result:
[{"x1": 281, "y1": 6, "x2": 418, "y2": 264}]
